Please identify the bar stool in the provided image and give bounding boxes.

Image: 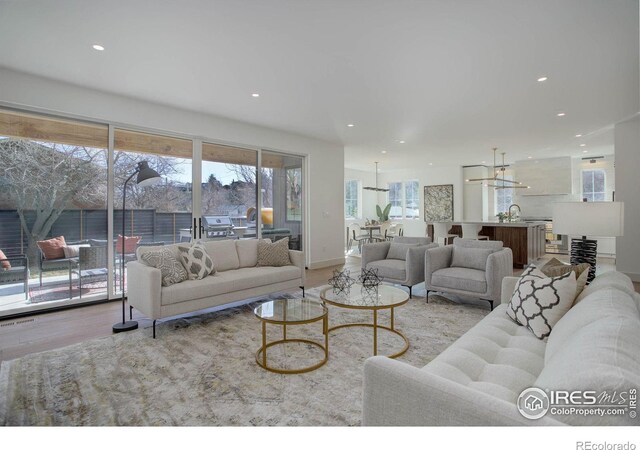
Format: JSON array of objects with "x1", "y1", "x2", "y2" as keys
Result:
[
  {"x1": 433, "y1": 222, "x2": 458, "y2": 245},
  {"x1": 461, "y1": 223, "x2": 489, "y2": 240}
]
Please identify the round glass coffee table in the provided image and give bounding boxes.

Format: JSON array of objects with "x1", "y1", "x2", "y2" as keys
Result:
[
  {"x1": 320, "y1": 284, "x2": 410, "y2": 358},
  {"x1": 254, "y1": 298, "x2": 328, "y2": 374}
]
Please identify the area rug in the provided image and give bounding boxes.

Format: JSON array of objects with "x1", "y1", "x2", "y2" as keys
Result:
[{"x1": 0, "y1": 288, "x2": 489, "y2": 426}]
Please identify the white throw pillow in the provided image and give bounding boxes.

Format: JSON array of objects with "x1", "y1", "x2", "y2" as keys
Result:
[
  {"x1": 506, "y1": 265, "x2": 577, "y2": 340},
  {"x1": 63, "y1": 244, "x2": 89, "y2": 258},
  {"x1": 178, "y1": 241, "x2": 215, "y2": 280}
]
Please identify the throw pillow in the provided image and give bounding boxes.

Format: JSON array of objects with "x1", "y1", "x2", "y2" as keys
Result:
[
  {"x1": 450, "y1": 246, "x2": 494, "y2": 271},
  {"x1": 540, "y1": 257, "x2": 590, "y2": 298},
  {"x1": 116, "y1": 235, "x2": 141, "y2": 254},
  {"x1": 140, "y1": 247, "x2": 188, "y2": 286},
  {"x1": 257, "y1": 237, "x2": 291, "y2": 267},
  {"x1": 0, "y1": 249, "x2": 10, "y2": 270},
  {"x1": 178, "y1": 241, "x2": 215, "y2": 280},
  {"x1": 387, "y1": 242, "x2": 418, "y2": 261},
  {"x1": 36, "y1": 236, "x2": 66, "y2": 260},
  {"x1": 506, "y1": 265, "x2": 578, "y2": 340},
  {"x1": 63, "y1": 244, "x2": 90, "y2": 259}
]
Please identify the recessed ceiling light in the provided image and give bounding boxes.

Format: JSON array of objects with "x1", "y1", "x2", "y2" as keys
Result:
[
  {"x1": 583, "y1": 150, "x2": 588, "y2": 153},
  {"x1": 481, "y1": 161, "x2": 486, "y2": 164},
  {"x1": 251, "y1": 93, "x2": 260, "y2": 98},
  {"x1": 537, "y1": 76, "x2": 548, "y2": 82},
  {"x1": 428, "y1": 163, "x2": 433, "y2": 166},
  {"x1": 347, "y1": 124, "x2": 354, "y2": 127},
  {"x1": 575, "y1": 134, "x2": 582, "y2": 138},
  {"x1": 381, "y1": 150, "x2": 387, "y2": 154},
  {"x1": 399, "y1": 140, "x2": 405, "y2": 144},
  {"x1": 557, "y1": 112, "x2": 566, "y2": 117},
  {"x1": 528, "y1": 156, "x2": 532, "y2": 159},
  {"x1": 92, "y1": 44, "x2": 105, "y2": 51},
  {"x1": 580, "y1": 143, "x2": 586, "y2": 147}
]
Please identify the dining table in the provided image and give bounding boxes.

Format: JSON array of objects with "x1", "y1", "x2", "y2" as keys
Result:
[{"x1": 362, "y1": 224, "x2": 382, "y2": 243}]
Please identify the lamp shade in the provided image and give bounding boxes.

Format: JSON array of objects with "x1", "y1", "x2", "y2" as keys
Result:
[
  {"x1": 552, "y1": 202, "x2": 624, "y2": 237},
  {"x1": 136, "y1": 161, "x2": 161, "y2": 187}
]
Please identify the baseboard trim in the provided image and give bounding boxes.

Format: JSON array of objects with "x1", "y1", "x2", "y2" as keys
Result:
[
  {"x1": 623, "y1": 272, "x2": 640, "y2": 282},
  {"x1": 308, "y1": 257, "x2": 346, "y2": 270}
]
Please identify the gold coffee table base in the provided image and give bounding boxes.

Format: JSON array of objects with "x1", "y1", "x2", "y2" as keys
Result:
[
  {"x1": 255, "y1": 337, "x2": 328, "y2": 374},
  {"x1": 328, "y1": 323, "x2": 409, "y2": 359}
]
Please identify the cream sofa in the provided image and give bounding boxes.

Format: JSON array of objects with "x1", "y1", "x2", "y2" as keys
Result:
[
  {"x1": 127, "y1": 239, "x2": 305, "y2": 338},
  {"x1": 363, "y1": 270, "x2": 640, "y2": 426}
]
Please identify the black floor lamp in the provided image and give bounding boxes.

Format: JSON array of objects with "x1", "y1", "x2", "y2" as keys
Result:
[
  {"x1": 113, "y1": 161, "x2": 161, "y2": 333},
  {"x1": 552, "y1": 200, "x2": 624, "y2": 283}
]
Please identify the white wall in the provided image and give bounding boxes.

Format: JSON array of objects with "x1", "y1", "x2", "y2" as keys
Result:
[
  {"x1": 0, "y1": 68, "x2": 345, "y2": 268},
  {"x1": 462, "y1": 166, "x2": 489, "y2": 221},
  {"x1": 614, "y1": 115, "x2": 640, "y2": 281},
  {"x1": 376, "y1": 165, "x2": 464, "y2": 238}
]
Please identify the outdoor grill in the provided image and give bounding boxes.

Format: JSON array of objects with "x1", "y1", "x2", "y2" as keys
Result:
[{"x1": 202, "y1": 215, "x2": 234, "y2": 239}]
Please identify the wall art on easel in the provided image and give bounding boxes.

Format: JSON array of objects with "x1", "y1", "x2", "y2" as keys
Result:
[{"x1": 424, "y1": 184, "x2": 454, "y2": 222}]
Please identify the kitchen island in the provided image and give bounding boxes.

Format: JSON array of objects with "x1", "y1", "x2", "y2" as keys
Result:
[{"x1": 426, "y1": 221, "x2": 547, "y2": 268}]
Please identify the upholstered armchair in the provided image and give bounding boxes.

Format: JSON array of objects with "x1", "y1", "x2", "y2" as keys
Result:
[
  {"x1": 361, "y1": 236, "x2": 438, "y2": 298},
  {"x1": 424, "y1": 237, "x2": 512, "y2": 310}
]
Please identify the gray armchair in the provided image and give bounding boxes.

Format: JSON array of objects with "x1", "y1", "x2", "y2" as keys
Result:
[
  {"x1": 424, "y1": 237, "x2": 512, "y2": 310},
  {"x1": 361, "y1": 236, "x2": 438, "y2": 298}
]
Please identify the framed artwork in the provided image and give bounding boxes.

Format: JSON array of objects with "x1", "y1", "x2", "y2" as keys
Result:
[
  {"x1": 286, "y1": 167, "x2": 302, "y2": 221},
  {"x1": 424, "y1": 184, "x2": 454, "y2": 222}
]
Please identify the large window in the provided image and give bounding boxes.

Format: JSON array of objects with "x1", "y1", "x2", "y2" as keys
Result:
[
  {"x1": 582, "y1": 169, "x2": 605, "y2": 202},
  {"x1": 345, "y1": 180, "x2": 360, "y2": 219},
  {"x1": 388, "y1": 182, "x2": 403, "y2": 219},
  {"x1": 404, "y1": 180, "x2": 420, "y2": 219},
  {"x1": 495, "y1": 175, "x2": 514, "y2": 214}
]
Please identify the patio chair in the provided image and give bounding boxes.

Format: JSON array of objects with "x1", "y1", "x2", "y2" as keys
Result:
[
  {"x1": 38, "y1": 239, "x2": 87, "y2": 287},
  {"x1": 70, "y1": 246, "x2": 108, "y2": 299},
  {"x1": 0, "y1": 253, "x2": 29, "y2": 300}
]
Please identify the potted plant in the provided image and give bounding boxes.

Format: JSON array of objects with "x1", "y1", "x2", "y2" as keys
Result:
[
  {"x1": 496, "y1": 212, "x2": 507, "y2": 223},
  {"x1": 376, "y1": 203, "x2": 392, "y2": 223}
]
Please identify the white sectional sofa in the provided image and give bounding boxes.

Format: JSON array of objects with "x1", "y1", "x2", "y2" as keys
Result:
[
  {"x1": 127, "y1": 239, "x2": 305, "y2": 338},
  {"x1": 363, "y1": 270, "x2": 640, "y2": 426}
]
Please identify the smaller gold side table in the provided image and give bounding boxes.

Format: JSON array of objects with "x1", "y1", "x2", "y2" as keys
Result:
[{"x1": 254, "y1": 298, "x2": 328, "y2": 374}]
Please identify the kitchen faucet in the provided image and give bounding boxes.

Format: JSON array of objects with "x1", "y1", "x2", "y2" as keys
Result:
[{"x1": 508, "y1": 204, "x2": 521, "y2": 222}]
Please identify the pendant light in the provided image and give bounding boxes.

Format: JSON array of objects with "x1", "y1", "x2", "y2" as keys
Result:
[
  {"x1": 466, "y1": 148, "x2": 530, "y2": 189},
  {"x1": 363, "y1": 161, "x2": 389, "y2": 192}
]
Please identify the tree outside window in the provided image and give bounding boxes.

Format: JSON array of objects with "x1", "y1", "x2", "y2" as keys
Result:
[
  {"x1": 404, "y1": 180, "x2": 420, "y2": 219},
  {"x1": 388, "y1": 182, "x2": 403, "y2": 219},
  {"x1": 582, "y1": 169, "x2": 605, "y2": 202},
  {"x1": 345, "y1": 179, "x2": 360, "y2": 219}
]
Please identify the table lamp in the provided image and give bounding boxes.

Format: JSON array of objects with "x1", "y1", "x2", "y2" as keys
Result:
[{"x1": 552, "y1": 201, "x2": 624, "y2": 283}]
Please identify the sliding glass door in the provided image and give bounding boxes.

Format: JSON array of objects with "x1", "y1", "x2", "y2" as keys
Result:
[
  {"x1": 0, "y1": 109, "x2": 109, "y2": 314},
  {"x1": 113, "y1": 129, "x2": 193, "y2": 294},
  {"x1": 260, "y1": 150, "x2": 304, "y2": 251}
]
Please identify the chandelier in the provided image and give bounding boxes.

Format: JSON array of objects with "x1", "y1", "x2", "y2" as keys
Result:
[
  {"x1": 363, "y1": 161, "x2": 389, "y2": 192},
  {"x1": 466, "y1": 148, "x2": 530, "y2": 190}
]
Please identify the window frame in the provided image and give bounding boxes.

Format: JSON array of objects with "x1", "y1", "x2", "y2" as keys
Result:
[
  {"x1": 404, "y1": 180, "x2": 420, "y2": 219},
  {"x1": 344, "y1": 179, "x2": 361, "y2": 219},
  {"x1": 387, "y1": 181, "x2": 403, "y2": 220},
  {"x1": 581, "y1": 168, "x2": 606, "y2": 202},
  {"x1": 494, "y1": 174, "x2": 514, "y2": 215}
]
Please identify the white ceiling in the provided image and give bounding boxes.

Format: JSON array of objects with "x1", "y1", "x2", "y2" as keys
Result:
[{"x1": 0, "y1": 0, "x2": 637, "y2": 171}]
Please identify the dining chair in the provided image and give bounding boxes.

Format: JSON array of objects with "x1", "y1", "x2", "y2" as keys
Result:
[{"x1": 349, "y1": 223, "x2": 369, "y2": 252}]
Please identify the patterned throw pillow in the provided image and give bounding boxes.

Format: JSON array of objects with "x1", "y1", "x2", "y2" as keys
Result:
[
  {"x1": 257, "y1": 237, "x2": 291, "y2": 267},
  {"x1": 140, "y1": 247, "x2": 188, "y2": 286},
  {"x1": 37, "y1": 236, "x2": 66, "y2": 260},
  {"x1": 506, "y1": 265, "x2": 577, "y2": 340},
  {"x1": 177, "y1": 242, "x2": 215, "y2": 280}
]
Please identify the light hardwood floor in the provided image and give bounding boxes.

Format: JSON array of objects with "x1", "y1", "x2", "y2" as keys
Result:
[{"x1": 1, "y1": 255, "x2": 637, "y2": 363}]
